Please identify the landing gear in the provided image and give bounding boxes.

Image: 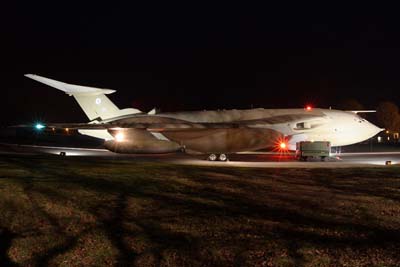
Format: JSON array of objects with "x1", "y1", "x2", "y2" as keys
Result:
[
  {"x1": 218, "y1": 154, "x2": 228, "y2": 162},
  {"x1": 207, "y1": 153, "x2": 229, "y2": 162},
  {"x1": 208, "y1": 154, "x2": 218, "y2": 161}
]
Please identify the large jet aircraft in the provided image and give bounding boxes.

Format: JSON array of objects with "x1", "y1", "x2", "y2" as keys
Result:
[{"x1": 24, "y1": 74, "x2": 383, "y2": 161}]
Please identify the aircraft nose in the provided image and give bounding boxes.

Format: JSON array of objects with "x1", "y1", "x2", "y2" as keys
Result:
[{"x1": 368, "y1": 123, "x2": 384, "y2": 136}]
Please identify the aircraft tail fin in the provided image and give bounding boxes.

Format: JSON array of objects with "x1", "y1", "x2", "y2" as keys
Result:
[{"x1": 25, "y1": 74, "x2": 142, "y2": 121}]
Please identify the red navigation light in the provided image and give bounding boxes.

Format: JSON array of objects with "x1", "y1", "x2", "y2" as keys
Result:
[
  {"x1": 306, "y1": 105, "x2": 312, "y2": 111},
  {"x1": 274, "y1": 137, "x2": 289, "y2": 153}
]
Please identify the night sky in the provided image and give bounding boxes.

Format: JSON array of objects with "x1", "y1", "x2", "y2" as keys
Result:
[{"x1": 2, "y1": 2, "x2": 400, "y2": 126}]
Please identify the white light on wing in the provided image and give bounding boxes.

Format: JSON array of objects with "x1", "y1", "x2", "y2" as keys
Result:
[{"x1": 115, "y1": 132, "x2": 125, "y2": 142}]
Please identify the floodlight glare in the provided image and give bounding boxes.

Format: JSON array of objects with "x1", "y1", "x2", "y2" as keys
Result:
[{"x1": 115, "y1": 132, "x2": 125, "y2": 142}]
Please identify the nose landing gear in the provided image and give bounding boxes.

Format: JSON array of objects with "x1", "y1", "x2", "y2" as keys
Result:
[{"x1": 207, "y1": 153, "x2": 229, "y2": 162}]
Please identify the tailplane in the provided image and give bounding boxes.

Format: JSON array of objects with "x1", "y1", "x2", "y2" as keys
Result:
[{"x1": 25, "y1": 74, "x2": 142, "y2": 121}]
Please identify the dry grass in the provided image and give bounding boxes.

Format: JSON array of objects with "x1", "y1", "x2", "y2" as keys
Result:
[{"x1": 0, "y1": 154, "x2": 400, "y2": 266}]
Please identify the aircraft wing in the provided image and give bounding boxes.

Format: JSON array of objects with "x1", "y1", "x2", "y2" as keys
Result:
[
  {"x1": 13, "y1": 114, "x2": 325, "y2": 132},
  {"x1": 15, "y1": 122, "x2": 247, "y2": 131}
]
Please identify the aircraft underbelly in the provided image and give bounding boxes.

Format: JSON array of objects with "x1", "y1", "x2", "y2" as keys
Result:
[{"x1": 164, "y1": 128, "x2": 282, "y2": 153}]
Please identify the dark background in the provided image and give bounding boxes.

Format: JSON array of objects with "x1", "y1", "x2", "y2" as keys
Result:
[{"x1": 2, "y1": 2, "x2": 400, "y2": 126}]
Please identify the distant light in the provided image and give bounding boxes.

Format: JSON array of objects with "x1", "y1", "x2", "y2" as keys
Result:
[
  {"x1": 280, "y1": 142, "x2": 287, "y2": 149},
  {"x1": 65, "y1": 128, "x2": 69, "y2": 132},
  {"x1": 115, "y1": 132, "x2": 125, "y2": 142},
  {"x1": 377, "y1": 136, "x2": 382, "y2": 143},
  {"x1": 306, "y1": 105, "x2": 312, "y2": 111},
  {"x1": 35, "y1": 123, "x2": 45, "y2": 130}
]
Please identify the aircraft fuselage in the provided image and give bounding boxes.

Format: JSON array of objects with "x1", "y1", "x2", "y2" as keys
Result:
[{"x1": 101, "y1": 108, "x2": 382, "y2": 154}]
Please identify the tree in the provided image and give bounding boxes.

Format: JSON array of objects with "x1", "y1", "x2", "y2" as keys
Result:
[
  {"x1": 394, "y1": 115, "x2": 400, "y2": 133},
  {"x1": 337, "y1": 98, "x2": 367, "y2": 118},
  {"x1": 376, "y1": 101, "x2": 400, "y2": 132},
  {"x1": 337, "y1": 98, "x2": 365, "y2": 111}
]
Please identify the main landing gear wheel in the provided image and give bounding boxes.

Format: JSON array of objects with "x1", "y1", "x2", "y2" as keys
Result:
[
  {"x1": 208, "y1": 154, "x2": 218, "y2": 161},
  {"x1": 207, "y1": 154, "x2": 229, "y2": 161},
  {"x1": 218, "y1": 154, "x2": 228, "y2": 162}
]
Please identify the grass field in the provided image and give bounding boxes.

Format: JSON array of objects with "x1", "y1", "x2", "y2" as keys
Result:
[{"x1": 0, "y1": 155, "x2": 400, "y2": 266}]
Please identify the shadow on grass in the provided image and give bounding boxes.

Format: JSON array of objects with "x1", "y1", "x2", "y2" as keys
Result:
[
  {"x1": 2, "y1": 156, "x2": 202, "y2": 265},
  {"x1": 312, "y1": 168, "x2": 400, "y2": 202},
  {"x1": 2, "y1": 155, "x2": 400, "y2": 266},
  {"x1": 0, "y1": 228, "x2": 19, "y2": 267}
]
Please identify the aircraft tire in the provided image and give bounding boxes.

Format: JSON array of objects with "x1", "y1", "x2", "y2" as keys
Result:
[
  {"x1": 218, "y1": 154, "x2": 228, "y2": 162},
  {"x1": 208, "y1": 154, "x2": 218, "y2": 161}
]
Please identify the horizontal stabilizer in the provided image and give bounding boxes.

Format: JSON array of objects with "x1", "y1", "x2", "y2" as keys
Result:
[
  {"x1": 348, "y1": 110, "x2": 376, "y2": 114},
  {"x1": 24, "y1": 74, "x2": 116, "y2": 95}
]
